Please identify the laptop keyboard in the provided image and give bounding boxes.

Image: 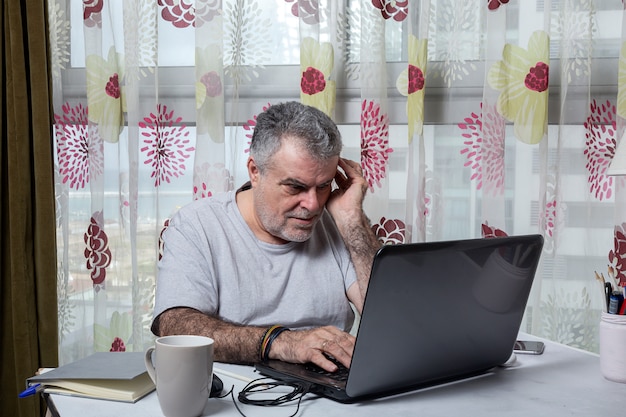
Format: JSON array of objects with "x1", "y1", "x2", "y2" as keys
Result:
[{"x1": 304, "y1": 355, "x2": 349, "y2": 381}]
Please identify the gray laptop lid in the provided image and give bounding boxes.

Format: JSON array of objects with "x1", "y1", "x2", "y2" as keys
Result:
[{"x1": 257, "y1": 234, "x2": 544, "y2": 401}]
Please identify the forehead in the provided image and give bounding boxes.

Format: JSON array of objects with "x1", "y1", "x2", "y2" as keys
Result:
[{"x1": 267, "y1": 140, "x2": 338, "y2": 184}]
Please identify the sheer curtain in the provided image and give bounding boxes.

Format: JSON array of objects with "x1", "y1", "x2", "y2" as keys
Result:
[{"x1": 48, "y1": 0, "x2": 625, "y2": 364}]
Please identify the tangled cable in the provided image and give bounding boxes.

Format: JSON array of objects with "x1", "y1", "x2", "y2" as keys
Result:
[{"x1": 229, "y1": 377, "x2": 311, "y2": 417}]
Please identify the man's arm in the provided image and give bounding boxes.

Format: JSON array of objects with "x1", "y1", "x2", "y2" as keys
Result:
[
  {"x1": 155, "y1": 307, "x2": 265, "y2": 364},
  {"x1": 155, "y1": 307, "x2": 356, "y2": 371},
  {"x1": 328, "y1": 158, "x2": 382, "y2": 313}
]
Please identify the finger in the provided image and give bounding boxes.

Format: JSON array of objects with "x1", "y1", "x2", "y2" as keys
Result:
[
  {"x1": 309, "y1": 349, "x2": 340, "y2": 372},
  {"x1": 321, "y1": 339, "x2": 353, "y2": 369},
  {"x1": 340, "y1": 158, "x2": 363, "y2": 177},
  {"x1": 316, "y1": 329, "x2": 355, "y2": 369}
]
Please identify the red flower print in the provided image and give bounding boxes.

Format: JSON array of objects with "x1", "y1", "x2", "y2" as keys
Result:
[
  {"x1": 301, "y1": 67, "x2": 326, "y2": 95},
  {"x1": 192, "y1": 162, "x2": 233, "y2": 200},
  {"x1": 83, "y1": 0, "x2": 103, "y2": 28},
  {"x1": 609, "y1": 224, "x2": 626, "y2": 287},
  {"x1": 372, "y1": 217, "x2": 406, "y2": 245},
  {"x1": 139, "y1": 104, "x2": 195, "y2": 187},
  {"x1": 524, "y1": 62, "x2": 549, "y2": 93},
  {"x1": 84, "y1": 211, "x2": 112, "y2": 287},
  {"x1": 459, "y1": 103, "x2": 505, "y2": 195},
  {"x1": 360, "y1": 100, "x2": 393, "y2": 192},
  {"x1": 284, "y1": 0, "x2": 319, "y2": 24},
  {"x1": 408, "y1": 65, "x2": 425, "y2": 94},
  {"x1": 158, "y1": 218, "x2": 170, "y2": 261},
  {"x1": 242, "y1": 103, "x2": 272, "y2": 154},
  {"x1": 105, "y1": 74, "x2": 121, "y2": 99},
  {"x1": 55, "y1": 102, "x2": 104, "y2": 190},
  {"x1": 158, "y1": 0, "x2": 194, "y2": 28},
  {"x1": 481, "y1": 222, "x2": 508, "y2": 238},
  {"x1": 487, "y1": 0, "x2": 509, "y2": 11},
  {"x1": 584, "y1": 99, "x2": 616, "y2": 201},
  {"x1": 200, "y1": 71, "x2": 222, "y2": 97},
  {"x1": 110, "y1": 337, "x2": 126, "y2": 352},
  {"x1": 372, "y1": 0, "x2": 408, "y2": 22}
]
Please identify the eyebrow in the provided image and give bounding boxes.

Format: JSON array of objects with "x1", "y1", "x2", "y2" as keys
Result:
[{"x1": 279, "y1": 178, "x2": 333, "y2": 188}]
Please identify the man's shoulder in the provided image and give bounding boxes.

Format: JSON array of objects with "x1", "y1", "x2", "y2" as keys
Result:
[{"x1": 172, "y1": 190, "x2": 236, "y2": 221}]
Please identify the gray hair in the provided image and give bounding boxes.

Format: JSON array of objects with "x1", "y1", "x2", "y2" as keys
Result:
[{"x1": 249, "y1": 102, "x2": 342, "y2": 173}]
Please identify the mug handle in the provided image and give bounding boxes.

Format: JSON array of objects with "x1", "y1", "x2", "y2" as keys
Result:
[{"x1": 144, "y1": 347, "x2": 157, "y2": 384}]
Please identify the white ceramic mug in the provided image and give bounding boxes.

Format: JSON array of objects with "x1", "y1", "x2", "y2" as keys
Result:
[{"x1": 145, "y1": 335, "x2": 215, "y2": 417}]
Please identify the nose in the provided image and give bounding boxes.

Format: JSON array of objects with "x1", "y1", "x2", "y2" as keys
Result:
[{"x1": 300, "y1": 188, "x2": 323, "y2": 213}]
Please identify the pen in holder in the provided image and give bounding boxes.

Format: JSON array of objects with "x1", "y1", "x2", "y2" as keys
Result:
[{"x1": 599, "y1": 312, "x2": 626, "y2": 383}]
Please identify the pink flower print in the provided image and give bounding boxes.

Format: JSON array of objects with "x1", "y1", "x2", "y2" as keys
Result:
[
  {"x1": 371, "y1": 0, "x2": 408, "y2": 22},
  {"x1": 243, "y1": 103, "x2": 272, "y2": 154},
  {"x1": 408, "y1": 65, "x2": 425, "y2": 93},
  {"x1": 609, "y1": 224, "x2": 626, "y2": 287},
  {"x1": 158, "y1": 0, "x2": 195, "y2": 28},
  {"x1": 83, "y1": 0, "x2": 103, "y2": 28},
  {"x1": 487, "y1": 0, "x2": 509, "y2": 10},
  {"x1": 284, "y1": 0, "x2": 319, "y2": 24},
  {"x1": 584, "y1": 99, "x2": 616, "y2": 201},
  {"x1": 139, "y1": 104, "x2": 195, "y2": 187},
  {"x1": 423, "y1": 193, "x2": 431, "y2": 218},
  {"x1": 360, "y1": 100, "x2": 393, "y2": 192},
  {"x1": 459, "y1": 111, "x2": 483, "y2": 189},
  {"x1": 544, "y1": 199, "x2": 557, "y2": 238},
  {"x1": 200, "y1": 71, "x2": 222, "y2": 98},
  {"x1": 481, "y1": 222, "x2": 508, "y2": 238},
  {"x1": 525, "y1": 62, "x2": 549, "y2": 93},
  {"x1": 84, "y1": 212, "x2": 112, "y2": 287},
  {"x1": 192, "y1": 162, "x2": 233, "y2": 200},
  {"x1": 158, "y1": 218, "x2": 170, "y2": 261},
  {"x1": 194, "y1": 0, "x2": 221, "y2": 26},
  {"x1": 110, "y1": 337, "x2": 126, "y2": 352},
  {"x1": 301, "y1": 67, "x2": 327, "y2": 95},
  {"x1": 372, "y1": 217, "x2": 406, "y2": 245},
  {"x1": 55, "y1": 102, "x2": 104, "y2": 190},
  {"x1": 458, "y1": 103, "x2": 505, "y2": 195},
  {"x1": 481, "y1": 103, "x2": 506, "y2": 195}
]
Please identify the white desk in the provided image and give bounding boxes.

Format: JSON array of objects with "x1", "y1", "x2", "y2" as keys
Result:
[{"x1": 47, "y1": 335, "x2": 625, "y2": 416}]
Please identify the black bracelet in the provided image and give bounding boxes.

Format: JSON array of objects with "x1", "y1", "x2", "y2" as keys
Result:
[{"x1": 260, "y1": 325, "x2": 290, "y2": 362}]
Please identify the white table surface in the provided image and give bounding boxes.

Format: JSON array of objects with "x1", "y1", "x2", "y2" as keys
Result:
[{"x1": 47, "y1": 334, "x2": 626, "y2": 416}]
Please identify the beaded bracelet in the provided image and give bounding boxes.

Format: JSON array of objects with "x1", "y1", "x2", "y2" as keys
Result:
[{"x1": 259, "y1": 325, "x2": 290, "y2": 362}]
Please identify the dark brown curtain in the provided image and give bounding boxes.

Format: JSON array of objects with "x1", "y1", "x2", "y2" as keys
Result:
[{"x1": 1, "y1": 1, "x2": 58, "y2": 417}]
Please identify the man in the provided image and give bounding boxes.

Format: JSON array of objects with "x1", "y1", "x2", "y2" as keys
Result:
[{"x1": 151, "y1": 101, "x2": 380, "y2": 372}]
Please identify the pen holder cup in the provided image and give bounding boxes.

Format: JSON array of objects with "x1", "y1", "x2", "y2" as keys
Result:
[{"x1": 599, "y1": 312, "x2": 626, "y2": 383}]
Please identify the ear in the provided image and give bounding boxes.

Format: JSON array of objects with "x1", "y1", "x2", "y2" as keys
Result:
[{"x1": 247, "y1": 157, "x2": 261, "y2": 186}]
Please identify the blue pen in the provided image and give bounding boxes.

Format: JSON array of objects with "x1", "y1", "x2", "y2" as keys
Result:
[{"x1": 18, "y1": 383, "x2": 44, "y2": 398}]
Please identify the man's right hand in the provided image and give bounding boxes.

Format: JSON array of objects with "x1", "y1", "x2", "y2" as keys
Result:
[{"x1": 269, "y1": 325, "x2": 356, "y2": 372}]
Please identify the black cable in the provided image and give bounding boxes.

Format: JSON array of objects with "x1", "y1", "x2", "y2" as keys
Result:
[{"x1": 231, "y1": 377, "x2": 310, "y2": 417}]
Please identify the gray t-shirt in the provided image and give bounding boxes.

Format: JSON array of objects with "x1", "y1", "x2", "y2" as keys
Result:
[{"x1": 152, "y1": 189, "x2": 357, "y2": 332}]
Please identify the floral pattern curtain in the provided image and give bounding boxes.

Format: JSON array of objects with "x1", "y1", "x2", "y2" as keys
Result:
[{"x1": 49, "y1": 0, "x2": 626, "y2": 365}]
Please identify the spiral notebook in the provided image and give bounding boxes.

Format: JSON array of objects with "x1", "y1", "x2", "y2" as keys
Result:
[{"x1": 256, "y1": 234, "x2": 544, "y2": 402}]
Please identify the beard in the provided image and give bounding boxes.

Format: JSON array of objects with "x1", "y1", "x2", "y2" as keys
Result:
[
  {"x1": 254, "y1": 188, "x2": 320, "y2": 243},
  {"x1": 256, "y1": 204, "x2": 319, "y2": 243}
]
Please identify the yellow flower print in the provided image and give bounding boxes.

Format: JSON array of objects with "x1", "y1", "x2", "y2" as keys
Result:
[
  {"x1": 396, "y1": 35, "x2": 427, "y2": 140},
  {"x1": 196, "y1": 44, "x2": 224, "y2": 143},
  {"x1": 617, "y1": 41, "x2": 626, "y2": 119},
  {"x1": 300, "y1": 37, "x2": 335, "y2": 116},
  {"x1": 488, "y1": 30, "x2": 550, "y2": 144},
  {"x1": 86, "y1": 46, "x2": 124, "y2": 143}
]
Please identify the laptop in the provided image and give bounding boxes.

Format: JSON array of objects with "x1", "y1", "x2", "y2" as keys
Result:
[{"x1": 255, "y1": 234, "x2": 544, "y2": 402}]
